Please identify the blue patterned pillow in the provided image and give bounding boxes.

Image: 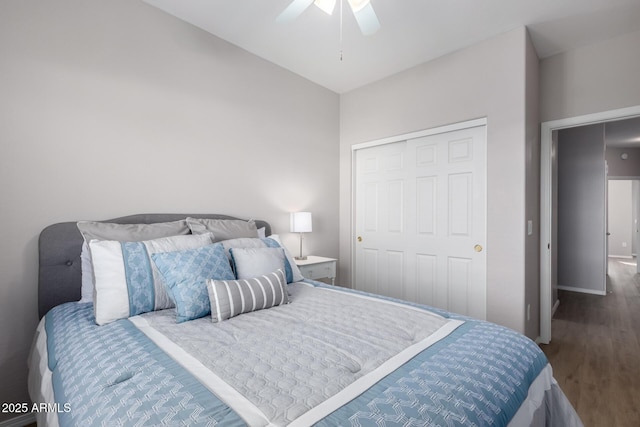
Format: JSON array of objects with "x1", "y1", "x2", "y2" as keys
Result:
[{"x1": 152, "y1": 243, "x2": 235, "y2": 323}]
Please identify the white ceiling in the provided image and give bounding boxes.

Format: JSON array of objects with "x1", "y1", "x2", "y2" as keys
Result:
[{"x1": 142, "y1": 0, "x2": 640, "y2": 94}]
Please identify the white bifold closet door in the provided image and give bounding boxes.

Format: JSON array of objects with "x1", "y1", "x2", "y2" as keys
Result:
[{"x1": 354, "y1": 124, "x2": 487, "y2": 319}]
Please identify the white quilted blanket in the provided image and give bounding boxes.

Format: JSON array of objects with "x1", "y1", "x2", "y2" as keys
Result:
[{"x1": 133, "y1": 282, "x2": 460, "y2": 426}]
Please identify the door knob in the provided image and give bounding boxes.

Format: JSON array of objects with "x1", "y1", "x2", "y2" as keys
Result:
[
  {"x1": 357, "y1": 236, "x2": 363, "y2": 242},
  {"x1": 474, "y1": 244, "x2": 483, "y2": 252}
]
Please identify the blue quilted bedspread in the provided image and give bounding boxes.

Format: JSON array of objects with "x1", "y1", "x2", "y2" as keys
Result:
[
  {"x1": 45, "y1": 285, "x2": 548, "y2": 427},
  {"x1": 46, "y1": 303, "x2": 245, "y2": 426}
]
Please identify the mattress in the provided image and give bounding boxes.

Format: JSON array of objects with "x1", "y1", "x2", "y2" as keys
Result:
[{"x1": 29, "y1": 280, "x2": 582, "y2": 427}]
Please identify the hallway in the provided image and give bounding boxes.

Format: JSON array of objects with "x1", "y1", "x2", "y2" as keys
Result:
[{"x1": 541, "y1": 258, "x2": 640, "y2": 426}]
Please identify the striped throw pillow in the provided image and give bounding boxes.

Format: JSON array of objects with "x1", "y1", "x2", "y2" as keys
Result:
[{"x1": 207, "y1": 269, "x2": 288, "y2": 322}]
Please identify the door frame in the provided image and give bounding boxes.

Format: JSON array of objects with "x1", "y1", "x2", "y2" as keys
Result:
[
  {"x1": 540, "y1": 105, "x2": 640, "y2": 344},
  {"x1": 350, "y1": 117, "x2": 487, "y2": 288}
]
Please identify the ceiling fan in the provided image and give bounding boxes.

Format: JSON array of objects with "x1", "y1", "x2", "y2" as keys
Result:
[{"x1": 277, "y1": 0, "x2": 380, "y2": 36}]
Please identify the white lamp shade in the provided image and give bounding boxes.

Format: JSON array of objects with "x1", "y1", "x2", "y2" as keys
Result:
[{"x1": 290, "y1": 212, "x2": 313, "y2": 233}]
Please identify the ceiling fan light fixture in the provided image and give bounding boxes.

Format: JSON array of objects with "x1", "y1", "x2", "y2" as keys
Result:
[
  {"x1": 277, "y1": 0, "x2": 379, "y2": 36},
  {"x1": 276, "y1": 0, "x2": 314, "y2": 23},
  {"x1": 347, "y1": 0, "x2": 371, "y2": 13},
  {"x1": 350, "y1": 1, "x2": 380, "y2": 35},
  {"x1": 314, "y1": 0, "x2": 336, "y2": 15}
]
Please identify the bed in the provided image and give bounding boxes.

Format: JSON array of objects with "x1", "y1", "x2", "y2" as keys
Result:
[{"x1": 28, "y1": 214, "x2": 582, "y2": 427}]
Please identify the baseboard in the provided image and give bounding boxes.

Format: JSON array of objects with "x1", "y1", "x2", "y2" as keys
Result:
[
  {"x1": 0, "y1": 413, "x2": 36, "y2": 427},
  {"x1": 557, "y1": 285, "x2": 607, "y2": 296}
]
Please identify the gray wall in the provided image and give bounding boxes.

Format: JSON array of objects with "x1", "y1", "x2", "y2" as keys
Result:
[
  {"x1": 557, "y1": 124, "x2": 606, "y2": 293},
  {"x1": 606, "y1": 147, "x2": 640, "y2": 177},
  {"x1": 540, "y1": 29, "x2": 640, "y2": 123},
  {"x1": 340, "y1": 27, "x2": 534, "y2": 336},
  {"x1": 0, "y1": 0, "x2": 339, "y2": 420},
  {"x1": 607, "y1": 180, "x2": 633, "y2": 258}
]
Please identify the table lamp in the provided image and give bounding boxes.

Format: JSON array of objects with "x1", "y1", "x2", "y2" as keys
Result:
[{"x1": 290, "y1": 212, "x2": 312, "y2": 260}]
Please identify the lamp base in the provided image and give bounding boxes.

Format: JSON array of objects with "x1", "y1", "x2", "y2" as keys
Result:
[{"x1": 295, "y1": 256, "x2": 308, "y2": 261}]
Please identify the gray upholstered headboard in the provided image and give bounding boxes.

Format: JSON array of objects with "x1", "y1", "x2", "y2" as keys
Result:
[{"x1": 38, "y1": 214, "x2": 271, "y2": 319}]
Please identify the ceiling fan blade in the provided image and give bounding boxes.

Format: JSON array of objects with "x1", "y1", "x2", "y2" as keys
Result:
[
  {"x1": 350, "y1": 1, "x2": 380, "y2": 35},
  {"x1": 314, "y1": 0, "x2": 337, "y2": 15},
  {"x1": 276, "y1": 0, "x2": 315, "y2": 23}
]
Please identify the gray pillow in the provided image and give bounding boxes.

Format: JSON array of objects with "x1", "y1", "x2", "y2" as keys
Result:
[
  {"x1": 230, "y1": 247, "x2": 286, "y2": 279},
  {"x1": 186, "y1": 218, "x2": 258, "y2": 242},
  {"x1": 220, "y1": 237, "x2": 268, "y2": 260},
  {"x1": 207, "y1": 269, "x2": 288, "y2": 322},
  {"x1": 77, "y1": 220, "x2": 190, "y2": 303},
  {"x1": 77, "y1": 220, "x2": 190, "y2": 242}
]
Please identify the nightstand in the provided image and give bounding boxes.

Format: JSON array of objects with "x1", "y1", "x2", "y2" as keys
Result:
[{"x1": 295, "y1": 256, "x2": 337, "y2": 285}]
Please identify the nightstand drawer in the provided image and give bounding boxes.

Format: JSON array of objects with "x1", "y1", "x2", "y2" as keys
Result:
[
  {"x1": 295, "y1": 256, "x2": 337, "y2": 285},
  {"x1": 299, "y1": 262, "x2": 335, "y2": 280}
]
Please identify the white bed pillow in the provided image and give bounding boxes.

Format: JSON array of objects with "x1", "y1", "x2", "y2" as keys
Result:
[
  {"x1": 207, "y1": 269, "x2": 288, "y2": 322},
  {"x1": 79, "y1": 241, "x2": 93, "y2": 302},
  {"x1": 77, "y1": 220, "x2": 191, "y2": 303},
  {"x1": 91, "y1": 233, "x2": 213, "y2": 325}
]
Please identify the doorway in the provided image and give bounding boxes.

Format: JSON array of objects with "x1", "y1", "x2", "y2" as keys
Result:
[
  {"x1": 608, "y1": 180, "x2": 635, "y2": 260},
  {"x1": 540, "y1": 105, "x2": 640, "y2": 344}
]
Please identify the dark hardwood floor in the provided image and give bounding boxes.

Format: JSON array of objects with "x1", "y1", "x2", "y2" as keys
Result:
[{"x1": 540, "y1": 258, "x2": 640, "y2": 427}]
